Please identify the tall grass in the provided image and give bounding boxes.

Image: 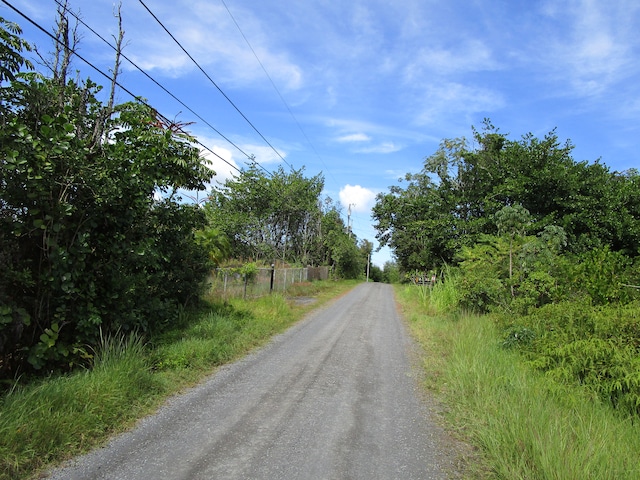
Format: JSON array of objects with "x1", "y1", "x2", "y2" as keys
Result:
[
  {"x1": 414, "y1": 264, "x2": 461, "y2": 315},
  {"x1": 0, "y1": 280, "x2": 357, "y2": 480},
  {"x1": 397, "y1": 285, "x2": 640, "y2": 479},
  {"x1": 0, "y1": 333, "x2": 163, "y2": 480},
  {"x1": 151, "y1": 294, "x2": 294, "y2": 372}
]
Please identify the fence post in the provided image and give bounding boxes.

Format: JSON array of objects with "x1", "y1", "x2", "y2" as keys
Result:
[
  {"x1": 270, "y1": 264, "x2": 275, "y2": 293},
  {"x1": 223, "y1": 270, "x2": 227, "y2": 299},
  {"x1": 243, "y1": 273, "x2": 248, "y2": 299}
]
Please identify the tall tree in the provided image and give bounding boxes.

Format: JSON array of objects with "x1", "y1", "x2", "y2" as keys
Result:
[
  {"x1": 205, "y1": 164, "x2": 324, "y2": 265},
  {"x1": 374, "y1": 121, "x2": 640, "y2": 273},
  {"x1": 1, "y1": 13, "x2": 213, "y2": 375}
]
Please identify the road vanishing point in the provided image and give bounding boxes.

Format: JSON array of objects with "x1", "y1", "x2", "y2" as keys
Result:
[{"x1": 47, "y1": 283, "x2": 457, "y2": 480}]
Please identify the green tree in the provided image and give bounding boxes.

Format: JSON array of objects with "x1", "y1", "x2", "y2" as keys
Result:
[
  {"x1": 205, "y1": 164, "x2": 324, "y2": 265},
  {"x1": 195, "y1": 227, "x2": 230, "y2": 266},
  {"x1": 0, "y1": 16, "x2": 213, "y2": 375},
  {"x1": 373, "y1": 171, "x2": 457, "y2": 272},
  {"x1": 359, "y1": 239, "x2": 374, "y2": 277},
  {"x1": 495, "y1": 204, "x2": 532, "y2": 297},
  {"x1": 381, "y1": 261, "x2": 400, "y2": 284},
  {"x1": 0, "y1": 17, "x2": 32, "y2": 84},
  {"x1": 374, "y1": 121, "x2": 640, "y2": 273}
]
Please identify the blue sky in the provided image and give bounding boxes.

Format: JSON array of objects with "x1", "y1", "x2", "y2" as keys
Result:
[{"x1": 4, "y1": 0, "x2": 640, "y2": 267}]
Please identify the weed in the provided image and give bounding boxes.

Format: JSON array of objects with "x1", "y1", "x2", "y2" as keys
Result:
[{"x1": 397, "y1": 284, "x2": 640, "y2": 479}]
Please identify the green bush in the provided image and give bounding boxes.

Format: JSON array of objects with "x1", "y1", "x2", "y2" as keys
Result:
[
  {"x1": 0, "y1": 54, "x2": 212, "y2": 376},
  {"x1": 496, "y1": 301, "x2": 640, "y2": 417}
]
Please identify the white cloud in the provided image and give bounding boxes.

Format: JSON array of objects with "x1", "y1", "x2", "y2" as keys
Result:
[
  {"x1": 337, "y1": 133, "x2": 371, "y2": 142},
  {"x1": 339, "y1": 185, "x2": 377, "y2": 213},
  {"x1": 120, "y1": 0, "x2": 304, "y2": 90},
  {"x1": 322, "y1": 117, "x2": 433, "y2": 144},
  {"x1": 537, "y1": 0, "x2": 640, "y2": 97},
  {"x1": 354, "y1": 142, "x2": 402, "y2": 154},
  {"x1": 413, "y1": 82, "x2": 505, "y2": 125},
  {"x1": 241, "y1": 144, "x2": 288, "y2": 165},
  {"x1": 201, "y1": 145, "x2": 239, "y2": 185},
  {"x1": 385, "y1": 169, "x2": 412, "y2": 180},
  {"x1": 404, "y1": 39, "x2": 499, "y2": 81}
]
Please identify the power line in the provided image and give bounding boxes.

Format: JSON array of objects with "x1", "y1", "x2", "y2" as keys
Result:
[
  {"x1": 138, "y1": 0, "x2": 294, "y2": 171},
  {"x1": 1, "y1": 0, "x2": 241, "y2": 177},
  {"x1": 3, "y1": 0, "x2": 331, "y2": 218},
  {"x1": 220, "y1": 0, "x2": 341, "y2": 190},
  {"x1": 48, "y1": 0, "x2": 273, "y2": 178},
  {"x1": 50, "y1": 0, "x2": 274, "y2": 179},
  {"x1": 219, "y1": 2, "x2": 361, "y2": 240}
]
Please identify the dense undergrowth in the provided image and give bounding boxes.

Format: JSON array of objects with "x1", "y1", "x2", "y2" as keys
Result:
[
  {"x1": 0, "y1": 280, "x2": 356, "y2": 480},
  {"x1": 399, "y1": 274, "x2": 640, "y2": 479},
  {"x1": 497, "y1": 301, "x2": 640, "y2": 418}
]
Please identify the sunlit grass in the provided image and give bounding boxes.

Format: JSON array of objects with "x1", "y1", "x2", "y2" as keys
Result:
[
  {"x1": 0, "y1": 280, "x2": 357, "y2": 480},
  {"x1": 397, "y1": 284, "x2": 640, "y2": 479},
  {"x1": 411, "y1": 265, "x2": 461, "y2": 315},
  {"x1": 0, "y1": 333, "x2": 163, "y2": 480}
]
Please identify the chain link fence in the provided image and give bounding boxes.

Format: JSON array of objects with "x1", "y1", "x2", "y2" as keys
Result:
[{"x1": 210, "y1": 266, "x2": 330, "y2": 299}]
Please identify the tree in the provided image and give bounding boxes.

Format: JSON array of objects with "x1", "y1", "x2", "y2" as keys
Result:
[
  {"x1": 495, "y1": 204, "x2": 532, "y2": 297},
  {"x1": 373, "y1": 171, "x2": 458, "y2": 273},
  {"x1": 1, "y1": 14, "x2": 213, "y2": 375},
  {"x1": 374, "y1": 121, "x2": 640, "y2": 273},
  {"x1": 359, "y1": 239, "x2": 374, "y2": 277},
  {"x1": 382, "y1": 261, "x2": 401, "y2": 284},
  {"x1": 205, "y1": 164, "x2": 324, "y2": 265},
  {"x1": 0, "y1": 17, "x2": 32, "y2": 84}
]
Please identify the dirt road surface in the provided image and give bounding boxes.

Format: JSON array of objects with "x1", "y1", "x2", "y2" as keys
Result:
[{"x1": 47, "y1": 283, "x2": 459, "y2": 479}]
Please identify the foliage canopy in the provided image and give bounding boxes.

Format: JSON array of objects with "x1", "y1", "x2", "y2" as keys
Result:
[
  {"x1": 373, "y1": 120, "x2": 640, "y2": 273},
  {"x1": 0, "y1": 16, "x2": 213, "y2": 376}
]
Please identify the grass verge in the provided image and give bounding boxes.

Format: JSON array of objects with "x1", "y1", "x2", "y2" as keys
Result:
[
  {"x1": 396, "y1": 284, "x2": 640, "y2": 479},
  {"x1": 0, "y1": 280, "x2": 357, "y2": 480}
]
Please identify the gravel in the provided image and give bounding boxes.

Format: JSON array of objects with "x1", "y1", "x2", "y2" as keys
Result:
[{"x1": 46, "y1": 283, "x2": 462, "y2": 480}]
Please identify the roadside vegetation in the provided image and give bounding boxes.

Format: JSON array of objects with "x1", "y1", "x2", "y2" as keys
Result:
[
  {"x1": 0, "y1": 280, "x2": 357, "y2": 480},
  {"x1": 0, "y1": 9, "x2": 367, "y2": 479},
  {"x1": 374, "y1": 111, "x2": 640, "y2": 477},
  {"x1": 4, "y1": 4, "x2": 640, "y2": 480},
  {"x1": 398, "y1": 283, "x2": 640, "y2": 479},
  {"x1": 1, "y1": 8, "x2": 371, "y2": 380},
  {"x1": 367, "y1": 98, "x2": 640, "y2": 476}
]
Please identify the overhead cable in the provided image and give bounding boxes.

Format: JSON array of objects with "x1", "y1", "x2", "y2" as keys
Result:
[
  {"x1": 138, "y1": 0, "x2": 294, "y2": 171},
  {"x1": 50, "y1": 0, "x2": 260, "y2": 169},
  {"x1": 220, "y1": 0, "x2": 340, "y2": 190},
  {"x1": 1, "y1": 0, "x2": 242, "y2": 176}
]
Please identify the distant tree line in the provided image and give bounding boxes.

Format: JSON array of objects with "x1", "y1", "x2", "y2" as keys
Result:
[{"x1": 205, "y1": 163, "x2": 370, "y2": 279}]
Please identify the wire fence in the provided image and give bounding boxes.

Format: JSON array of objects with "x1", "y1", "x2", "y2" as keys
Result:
[{"x1": 209, "y1": 266, "x2": 330, "y2": 299}]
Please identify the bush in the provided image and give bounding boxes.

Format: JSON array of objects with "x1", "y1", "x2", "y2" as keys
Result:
[{"x1": 496, "y1": 301, "x2": 640, "y2": 417}]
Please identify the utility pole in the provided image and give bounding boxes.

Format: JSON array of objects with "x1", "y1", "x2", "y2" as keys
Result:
[{"x1": 366, "y1": 254, "x2": 370, "y2": 282}]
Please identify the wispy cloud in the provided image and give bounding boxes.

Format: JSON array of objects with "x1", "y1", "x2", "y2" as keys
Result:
[
  {"x1": 323, "y1": 117, "x2": 431, "y2": 144},
  {"x1": 121, "y1": 0, "x2": 304, "y2": 90},
  {"x1": 537, "y1": 0, "x2": 640, "y2": 97},
  {"x1": 404, "y1": 39, "x2": 500, "y2": 81},
  {"x1": 336, "y1": 133, "x2": 371, "y2": 143},
  {"x1": 354, "y1": 142, "x2": 403, "y2": 154},
  {"x1": 385, "y1": 169, "x2": 415, "y2": 180},
  {"x1": 413, "y1": 82, "x2": 505, "y2": 125},
  {"x1": 241, "y1": 144, "x2": 288, "y2": 165}
]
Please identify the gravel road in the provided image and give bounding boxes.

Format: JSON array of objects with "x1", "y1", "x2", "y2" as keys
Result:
[{"x1": 47, "y1": 283, "x2": 456, "y2": 479}]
